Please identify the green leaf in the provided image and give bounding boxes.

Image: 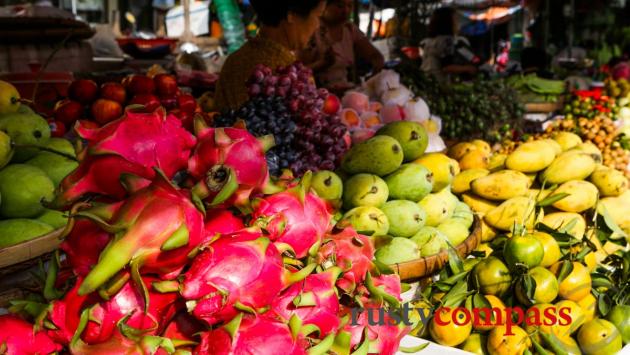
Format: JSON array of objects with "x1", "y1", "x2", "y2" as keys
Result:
[
  {"x1": 537, "y1": 193, "x2": 571, "y2": 207},
  {"x1": 447, "y1": 245, "x2": 464, "y2": 275},
  {"x1": 441, "y1": 280, "x2": 472, "y2": 308},
  {"x1": 556, "y1": 260, "x2": 574, "y2": 284},
  {"x1": 598, "y1": 204, "x2": 628, "y2": 239},
  {"x1": 523, "y1": 274, "x2": 537, "y2": 304},
  {"x1": 598, "y1": 293, "x2": 612, "y2": 317},
  {"x1": 398, "y1": 343, "x2": 429, "y2": 353},
  {"x1": 372, "y1": 260, "x2": 395, "y2": 275}
]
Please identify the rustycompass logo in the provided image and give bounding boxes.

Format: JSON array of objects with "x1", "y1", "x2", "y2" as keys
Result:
[{"x1": 350, "y1": 303, "x2": 573, "y2": 336}]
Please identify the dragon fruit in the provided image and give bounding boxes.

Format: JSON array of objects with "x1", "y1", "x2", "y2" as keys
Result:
[
  {"x1": 195, "y1": 313, "x2": 312, "y2": 355},
  {"x1": 181, "y1": 228, "x2": 314, "y2": 326},
  {"x1": 203, "y1": 208, "x2": 245, "y2": 241},
  {"x1": 74, "y1": 169, "x2": 205, "y2": 296},
  {"x1": 59, "y1": 202, "x2": 123, "y2": 276},
  {"x1": 315, "y1": 227, "x2": 374, "y2": 294},
  {"x1": 251, "y1": 172, "x2": 331, "y2": 258},
  {"x1": 53, "y1": 107, "x2": 196, "y2": 208},
  {"x1": 47, "y1": 275, "x2": 178, "y2": 346},
  {"x1": 161, "y1": 311, "x2": 205, "y2": 344},
  {"x1": 188, "y1": 122, "x2": 278, "y2": 209},
  {"x1": 69, "y1": 326, "x2": 185, "y2": 355},
  {"x1": 334, "y1": 305, "x2": 410, "y2": 355},
  {"x1": 268, "y1": 267, "x2": 342, "y2": 338},
  {"x1": 355, "y1": 273, "x2": 403, "y2": 309},
  {"x1": 0, "y1": 315, "x2": 62, "y2": 355}
]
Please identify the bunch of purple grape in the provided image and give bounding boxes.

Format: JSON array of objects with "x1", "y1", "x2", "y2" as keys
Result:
[
  {"x1": 246, "y1": 63, "x2": 349, "y2": 176},
  {"x1": 212, "y1": 95, "x2": 297, "y2": 176}
]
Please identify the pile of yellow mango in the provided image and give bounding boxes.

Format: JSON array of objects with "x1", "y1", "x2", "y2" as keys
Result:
[{"x1": 448, "y1": 135, "x2": 630, "y2": 262}]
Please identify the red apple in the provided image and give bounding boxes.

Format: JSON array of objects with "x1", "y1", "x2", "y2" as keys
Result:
[
  {"x1": 47, "y1": 119, "x2": 66, "y2": 138},
  {"x1": 177, "y1": 93, "x2": 197, "y2": 115},
  {"x1": 323, "y1": 94, "x2": 341, "y2": 115},
  {"x1": 154, "y1": 74, "x2": 178, "y2": 97},
  {"x1": 124, "y1": 75, "x2": 155, "y2": 95},
  {"x1": 68, "y1": 79, "x2": 99, "y2": 103},
  {"x1": 76, "y1": 119, "x2": 100, "y2": 130},
  {"x1": 159, "y1": 95, "x2": 178, "y2": 110},
  {"x1": 100, "y1": 82, "x2": 127, "y2": 104},
  {"x1": 129, "y1": 94, "x2": 161, "y2": 112},
  {"x1": 54, "y1": 99, "x2": 84, "y2": 125},
  {"x1": 91, "y1": 99, "x2": 123, "y2": 125}
]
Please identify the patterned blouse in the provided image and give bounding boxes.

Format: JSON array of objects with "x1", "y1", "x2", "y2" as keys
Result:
[{"x1": 214, "y1": 36, "x2": 297, "y2": 112}]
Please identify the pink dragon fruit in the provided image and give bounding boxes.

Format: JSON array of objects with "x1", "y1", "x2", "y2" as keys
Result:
[
  {"x1": 74, "y1": 169, "x2": 205, "y2": 296},
  {"x1": 180, "y1": 228, "x2": 314, "y2": 326},
  {"x1": 315, "y1": 227, "x2": 374, "y2": 294},
  {"x1": 0, "y1": 315, "x2": 62, "y2": 355},
  {"x1": 59, "y1": 202, "x2": 123, "y2": 276},
  {"x1": 188, "y1": 122, "x2": 278, "y2": 209},
  {"x1": 203, "y1": 208, "x2": 245, "y2": 242},
  {"x1": 195, "y1": 313, "x2": 311, "y2": 355},
  {"x1": 334, "y1": 305, "x2": 410, "y2": 355},
  {"x1": 250, "y1": 172, "x2": 331, "y2": 258},
  {"x1": 53, "y1": 107, "x2": 196, "y2": 208},
  {"x1": 69, "y1": 327, "x2": 185, "y2": 355},
  {"x1": 268, "y1": 267, "x2": 342, "y2": 338},
  {"x1": 161, "y1": 311, "x2": 205, "y2": 344},
  {"x1": 47, "y1": 274, "x2": 178, "y2": 346}
]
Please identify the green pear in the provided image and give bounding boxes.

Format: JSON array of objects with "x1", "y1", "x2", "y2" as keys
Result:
[
  {"x1": 437, "y1": 218, "x2": 470, "y2": 247},
  {"x1": 311, "y1": 170, "x2": 343, "y2": 201},
  {"x1": 384, "y1": 163, "x2": 433, "y2": 202},
  {"x1": 380, "y1": 200, "x2": 426, "y2": 238},
  {"x1": 343, "y1": 174, "x2": 389, "y2": 209},
  {"x1": 337, "y1": 206, "x2": 390, "y2": 237},
  {"x1": 375, "y1": 237, "x2": 421, "y2": 264},
  {"x1": 376, "y1": 121, "x2": 429, "y2": 161}
]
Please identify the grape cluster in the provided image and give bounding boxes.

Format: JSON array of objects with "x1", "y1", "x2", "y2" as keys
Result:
[
  {"x1": 246, "y1": 63, "x2": 349, "y2": 176},
  {"x1": 213, "y1": 96, "x2": 298, "y2": 176}
]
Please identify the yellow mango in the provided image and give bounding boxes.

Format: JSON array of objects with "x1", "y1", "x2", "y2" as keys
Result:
[
  {"x1": 505, "y1": 140, "x2": 557, "y2": 173},
  {"x1": 448, "y1": 142, "x2": 477, "y2": 160},
  {"x1": 589, "y1": 166, "x2": 628, "y2": 197},
  {"x1": 479, "y1": 215, "x2": 498, "y2": 242},
  {"x1": 527, "y1": 189, "x2": 553, "y2": 202},
  {"x1": 471, "y1": 139, "x2": 492, "y2": 156},
  {"x1": 452, "y1": 169, "x2": 490, "y2": 194},
  {"x1": 553, "y1": 132, "x2": 582, "y2": 151},
  {"x1": 458, "y1": 150, "x2": 489, "y2": 170},
  {"x1": 598, "y1": 192, "x2": 630, "y2": 231},
  {"x1": 471, "y1": 170, "x2": 531, "y2": 201},
  {"x1": 487, "y1": 154, "x2": 507, "y2": 172},
  {"x1": 573, "y1": 142, "x2": 603, "y2": 163},
  {"x1": 541, "y1": 212, "x2": 586, "y2": 239},
  {"x1": 461, "y1": 193, "x2": 498, "y2": 214},
  {"x1": 540, "y1": 150, "x2": 596, "y2": 184},
  {"x1": 484, "y1": 196, "x2": 536, "y2": 231},
  {"x1": 551, "y1": 180, "x2": 599, "y2": 213},
  {"x1": 540, "y1": 138, "x2": 563, "y2": 155},
  {"x1": 414, "y1": 153, "x2": 458, "y2": 192}
]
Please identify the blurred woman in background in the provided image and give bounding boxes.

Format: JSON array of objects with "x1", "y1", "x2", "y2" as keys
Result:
[
  {"x1": 214, "y1": 0, "x2": 326, "y2": 112},
  {"x1": 299, "y1": 0, "x2": 384, "y2": 95}
]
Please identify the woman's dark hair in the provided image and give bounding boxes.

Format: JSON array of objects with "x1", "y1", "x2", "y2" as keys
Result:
[
  {"x1": 250, "y1": 0, "x2": 323, "y2": 27},
  {"x1": 428, "y1": 7, "x2": 456, "y2": 37}
]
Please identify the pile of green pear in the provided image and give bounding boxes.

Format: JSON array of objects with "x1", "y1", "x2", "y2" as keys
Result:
[
  {"x1": 311, "y1": 121, "x2": 474, "y2": 266},
  {"x1": 0, "y1": 104, "x2": 77, "y2": 249}
]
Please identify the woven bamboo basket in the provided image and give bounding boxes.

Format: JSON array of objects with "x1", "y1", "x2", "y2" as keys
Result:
[
  {"x1": 388, "y1": 215, "x2": 482, "y2": 281},
  {"x1": 0, "y1": 228, "x2": 64, "y2": 277}
]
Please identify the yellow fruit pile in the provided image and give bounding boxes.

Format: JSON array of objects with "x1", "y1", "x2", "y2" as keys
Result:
[
  {"x1": 409, "y1": 136, "x2": 630, "y2": 354},
  {"x1": 539, "y1": 120, "x2": 629, "y2": 175}
]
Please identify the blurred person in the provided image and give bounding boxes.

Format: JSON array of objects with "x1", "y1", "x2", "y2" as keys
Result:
[
  {"x1": 299, "y1": 0, "x2": 385, "y2": 95},
  {"x1": 420, "y1": 7, "x2": 478, "y2": 80},
  {"x1": 214, "y1": 0, "x2": 326, "y2": 112}
]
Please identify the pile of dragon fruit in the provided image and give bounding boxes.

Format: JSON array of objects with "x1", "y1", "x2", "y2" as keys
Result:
[{"x1": 0, "y1": 106, "x2": 409, "y2": 354}]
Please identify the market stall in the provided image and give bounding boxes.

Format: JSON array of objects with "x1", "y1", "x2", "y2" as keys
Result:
[{"x1": 0, "y1": 1, "x2": 629, "y2": 355}]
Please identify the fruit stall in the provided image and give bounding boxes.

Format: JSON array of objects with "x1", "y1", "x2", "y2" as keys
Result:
[
  {"x1": 0, "y1": 55, "x2": 629, "y2": 354},
  {"x1": 0, "y1": 3, "x2": 630, "y2": 355}
]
